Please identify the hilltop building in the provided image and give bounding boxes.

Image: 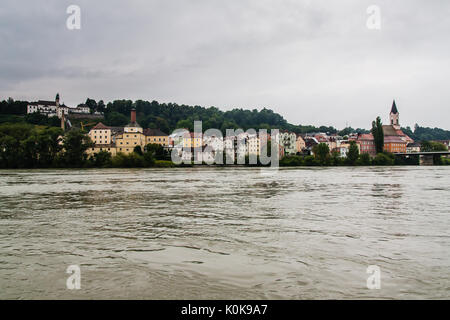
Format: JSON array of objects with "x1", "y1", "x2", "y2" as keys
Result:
[{"x1": 27, "y1": 93, "x2": 91, "y2": 118}]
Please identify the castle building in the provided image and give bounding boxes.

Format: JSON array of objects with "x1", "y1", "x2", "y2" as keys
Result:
[{"x1": 27, "y1": 93, "x2": 91, "y2": 119}]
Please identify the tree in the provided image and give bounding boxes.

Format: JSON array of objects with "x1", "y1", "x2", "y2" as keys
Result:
[
  {"x1": 133, "y1": 145, "x2": 143, "y2": 155},
  {"x1": 145, "y1": 143, "x2": 168, "y2": 160},
  {"x1": 330, "y1": 151, "x2": 343, "y2": 166},
  {"x1": 347, "y1": 141, "x2": 359, "y2": 165},
  {"x1": 105, "y1": 112, "x2": 128, "y2": 126},
  {"x1": 85, "y1": 98, "x2": 97, "y2": 113},
  {"x1": 97, "y1": 100, "x2": 106, "y2": 113},
  {"x1": 62, "y1": 129, "x2": 93, "y2": 167},
  {"x1": 421, "y1": 141, "x2": 447, "y2": 152},
  {"x1": 357, "y1": 153, "x2": 372, "y2": 166},
  {"x1": 372, "y1": 153, "x2": 395, "y2": 166},
  {"x1": 91, "y1": 150, "x2": 112, "y2": 167},
  {"x1": 312, "y1": 143, "x2": 330, "y2": 165},
  {"x1": 372, "y1": 116, "x2": 384, "y2": 154}
]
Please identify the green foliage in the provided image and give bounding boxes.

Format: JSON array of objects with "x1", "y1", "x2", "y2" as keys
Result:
[
  {"x1": 102, "y1": 99, "x2": 339, "y2": 135},
  {"x1": 89, "y1": 151, "x2": 112, "y2": 167},
  {"x1": 421, "y1": 141, "x2": 448, "y2": 152},
  {"x1": 420, "y1": 141, "x2": 448, "y2": 164},
  {"x1": 0, "y1": 123, "x2": 63, "y2": 168},
  {"x1": 372, "y1": 116, "x2": 384, "y2": 154},
  {"x1": 347, "y1": 141, "x2": 360, "y2": 165},
  {"x1": 338, "y1": 127, "x2": 370, "y2": 136},
  {"x1": 0, "y1": 98, "x2": 28, "y2": 115},
  {"x1": 110, "y1": 152, "x2": 156, "y2": 168},
  {"x1": 104, "y1": 112, "x2": 128, "y2": 126},
  {"x1": 372, "y1": 152, "x2": 395, "y2": 166},
  {"x1": 145, "y1": 143, "x2": 169, "y2": 160},
  {"x1": 61, "y1": 129, "x2": 93, "y2": 167},
  {"x1": 133, "y1": 145, "x2": 143, "y2": 155},
  {"x1": 394, "y1": 154, "x2": 420, "y2": 166},
  {"x1": 312, "y1": 143, "x2": 330, "y2": 165},
  {"x1": 356, "y1": 153, "x2": 372, "y2": 166},
  {"x1": 403, "y1": 124, "x2": 450, "y2": 141},
  {"x1": 154, "y1": 160, "x2": 176, "y2": 167},
  {"x1": 330, "y1": 151, "x2": 344, "y2": 166},
  {"x1": 280, "y1": 155, "x2": 304, "y2": 166},
  {"x1": 304, "y1": 155, "x2": 319, "y2": 166},
  {"x1": 25, "y1": 113, "x2": 60, "y2": 127},
  {"x1": 0, "y1": 114, "x2": 24, "y2": 124}
]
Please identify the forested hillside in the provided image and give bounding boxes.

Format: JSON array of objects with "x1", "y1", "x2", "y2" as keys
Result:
[{"x1": 1, "y1": 97, "x2": 449, "y2": 140}]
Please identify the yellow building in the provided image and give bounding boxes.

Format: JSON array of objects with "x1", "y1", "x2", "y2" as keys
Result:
[
  {"x1": 144, "y1": 129, "x2": 169, "y2": 146},
  {"x1": 183, "y1": 132, "x2": 203, "y2": 149},
  {"x1": 86, "y1": 123, "x2": 118, "y2": 156},
  {"x1": 86, "y1": 109, "x2": 169, "y2": 156},
  {"x1": 88, "y1": 122, "x2": 112, "y2": 145}
]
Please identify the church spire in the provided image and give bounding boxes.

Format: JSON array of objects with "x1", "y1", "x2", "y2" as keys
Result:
[
  {"x1": 389, "y1": 100, "x2": 400, "y2": 129},
  {"x1": 391, "y1": 100, "x2": 398, "y2": 114}
]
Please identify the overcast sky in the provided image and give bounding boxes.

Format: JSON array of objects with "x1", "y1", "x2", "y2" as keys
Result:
[{"x1": 0, "y1": 0, "x2": 449, "y2": 129}]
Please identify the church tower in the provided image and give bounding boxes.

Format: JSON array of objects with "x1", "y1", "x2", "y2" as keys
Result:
[{"x1": 389, "y1": 100, "x2": 400, "y2": 130}]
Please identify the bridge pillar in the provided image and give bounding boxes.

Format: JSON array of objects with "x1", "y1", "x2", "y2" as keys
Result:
[{"x1": 419, "y1": 155, "x2": 434, "y2": 166}]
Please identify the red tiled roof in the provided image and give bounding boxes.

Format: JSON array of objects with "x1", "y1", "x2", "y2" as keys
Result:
[
  {"x1": 92, "y1": 122, "x2": 110, "y2": 130},
  {"x1": 384, "y1": 136, "x2": 407, "y2": 143},
  {"x1": 357, "y1": 133, "x2": 374, "y2": 141}
]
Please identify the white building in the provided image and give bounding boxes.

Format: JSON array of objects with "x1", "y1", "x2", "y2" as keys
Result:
[
  {"x1": 27, "y1": 93, "x2": 91, "y2": 119},
  {"x1": 280, "y1": 132, "x2": 297, "y2": 155},
  {"x1": 247, "y1": 134, "x2": 260, "y2": 156}
]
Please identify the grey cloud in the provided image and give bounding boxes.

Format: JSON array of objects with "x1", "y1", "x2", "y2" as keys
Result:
[{"x1": 0, "y1": 0, "x2": 449, "y2": 129}]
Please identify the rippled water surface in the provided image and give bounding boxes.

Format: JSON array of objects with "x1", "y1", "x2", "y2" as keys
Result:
[{"x1": 0, "y1": 167, "x2": 449, "y2": 299}]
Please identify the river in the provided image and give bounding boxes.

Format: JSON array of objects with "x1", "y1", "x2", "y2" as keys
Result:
[{"x1": 0, "y1": 167, "x2": 449, "y2": 299}]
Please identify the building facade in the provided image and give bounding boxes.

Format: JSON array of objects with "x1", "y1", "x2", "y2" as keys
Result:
[
  {"x1": 356, "y1": 133, "x2": 377, "y2": 157},
  {"x1": 87, "y1": 109, "x2": 169, "y2": 156}
]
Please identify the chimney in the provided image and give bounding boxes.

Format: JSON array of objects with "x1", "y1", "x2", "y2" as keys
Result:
[{"x1": 131, "y1": 108, "x2": 136, "y2": 123}]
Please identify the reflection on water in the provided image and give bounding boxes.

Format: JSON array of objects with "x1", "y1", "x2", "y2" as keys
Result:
[{"x1": 0, "y1": 167, "x2": 449, "y2": 299}]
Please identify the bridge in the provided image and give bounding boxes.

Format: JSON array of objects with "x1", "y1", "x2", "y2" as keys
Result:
[{"x1": 394, "y1": 151, "x2": 450, "y2": 165}]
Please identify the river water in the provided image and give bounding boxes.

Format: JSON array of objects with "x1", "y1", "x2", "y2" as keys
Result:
[{"x1": 0, "y1": 167, "x2": 449, "y2": 299}]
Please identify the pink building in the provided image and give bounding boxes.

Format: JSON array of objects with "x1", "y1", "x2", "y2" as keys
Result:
[{"x1": 356, "y1": 133, "x2": 377, "y2": 157}]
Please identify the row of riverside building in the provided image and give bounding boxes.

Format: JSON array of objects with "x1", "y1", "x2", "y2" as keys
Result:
[
  {"x1": 27, "y1": 95, "x2": 448, "y2": 159},
  {"x1": 85, "y1": 100, "x2": 434, "y2": 160}
]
